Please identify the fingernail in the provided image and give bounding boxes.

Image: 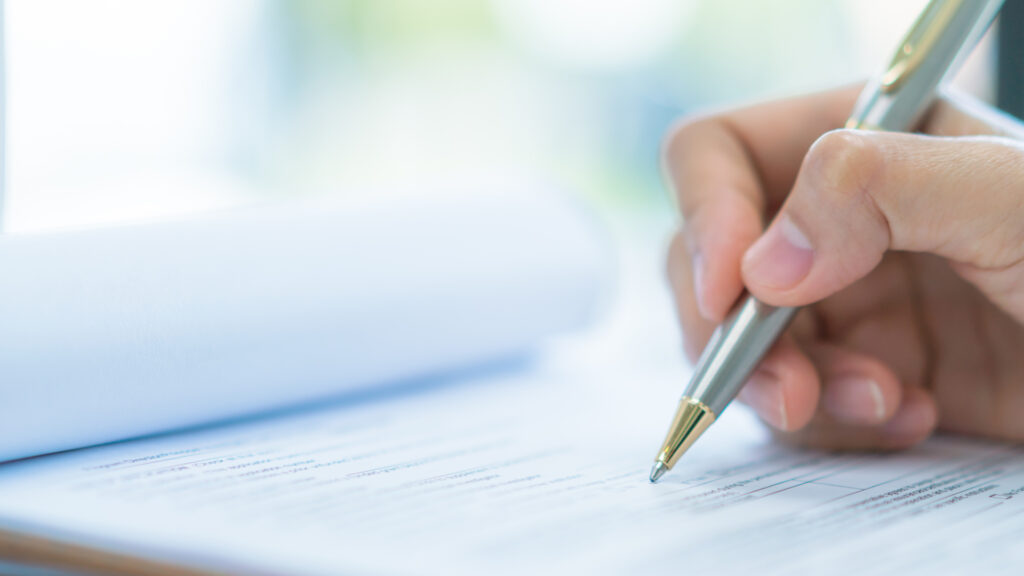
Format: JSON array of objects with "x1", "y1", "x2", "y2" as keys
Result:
[
  {"x1": 823, "y1": 377, "x2": 885, "y2": 424},
  {"x1": 882, "y1": 395, "x2": 934, "y2": 440},
  {"x1": 743, "y1": 214, "x2": 814, "y2": 290},
  {"x1": 740, "y1": 370, "x2": 788, "y2": 430},
  {"x1": 692, "y1": 252, "x2": 713, "y2": 320}
]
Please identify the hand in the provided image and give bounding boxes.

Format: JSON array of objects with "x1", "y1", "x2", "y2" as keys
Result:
[{"x1": 663, "y1": 84, "x2": 1024, "y2": 449}]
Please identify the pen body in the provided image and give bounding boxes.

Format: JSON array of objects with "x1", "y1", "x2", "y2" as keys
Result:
[
  {"x1": 849, "y1": 0, "x2": 1005, "y2": 132},
  {"x1": 684, "y1": 299, "x2": 796, "y2": 415},
  {"x1": 685, "y1": 0, "x2": 1005, "y2": 416}
]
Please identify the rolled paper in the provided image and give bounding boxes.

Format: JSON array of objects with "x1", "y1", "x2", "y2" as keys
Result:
[{"x1": 0, "y1": 189, "x2": 608, "y2": 460}]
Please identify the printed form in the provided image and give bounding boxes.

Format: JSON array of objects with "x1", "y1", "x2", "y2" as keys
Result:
[{"x1": 0, "y1": 351, "x2": 1022, "y2": 575}]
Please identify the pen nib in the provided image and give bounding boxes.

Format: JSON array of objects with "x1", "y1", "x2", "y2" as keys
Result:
[{"x1": 649, "y1": 461, "x2": 667, "y2": 483}]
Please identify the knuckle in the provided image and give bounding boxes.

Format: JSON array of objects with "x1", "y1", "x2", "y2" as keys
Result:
[
  {"x1": 805, "y1": 129, "x2": 886, "y2": 203},
  {"x1": 660, "y1": 114, "x2": 716, "y2": 164}
]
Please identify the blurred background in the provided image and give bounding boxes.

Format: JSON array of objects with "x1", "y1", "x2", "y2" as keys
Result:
[
  {"x1": 0, "y1": 1, "x2": 1018, "y2": 424},
  {"x1": 1, "y1": 0, "x2": 1002, "y2": 232}
]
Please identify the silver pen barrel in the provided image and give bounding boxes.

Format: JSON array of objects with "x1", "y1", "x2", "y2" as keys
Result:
[
  {"x1": 849, "y1": 0, "x2": 1005, "y2": 131},
  {"x1": 683, "y1": 298, "x2": 797, "y2": 415}
]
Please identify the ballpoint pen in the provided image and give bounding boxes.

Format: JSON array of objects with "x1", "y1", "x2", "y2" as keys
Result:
[{"x1": 650, "y1": 0, "x2": 1006, "y2": 483}]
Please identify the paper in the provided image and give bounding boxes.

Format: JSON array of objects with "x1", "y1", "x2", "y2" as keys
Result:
[
  {"x1": 0, "y1": 188, "x2": 607, "y2": 461},
  {"x1": 0, "y1": 348, "x2": 1022, "y2": 576}
]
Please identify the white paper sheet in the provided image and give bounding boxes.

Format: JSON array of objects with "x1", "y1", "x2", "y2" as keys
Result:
[
  {"x1": 0, "y1": 189, "x2": 607, "y2": 461},
  {"x1": 0, "y1": 345, "x2": 1021, "y2": 576}
]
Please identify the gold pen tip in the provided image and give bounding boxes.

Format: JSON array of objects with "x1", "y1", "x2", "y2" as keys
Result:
[
  {"x1": 649, "y1": 461, "x2": 667, "y2": 483},
  {"x1": 651, "y1": 397, "x2": 715, "y2": 481}
]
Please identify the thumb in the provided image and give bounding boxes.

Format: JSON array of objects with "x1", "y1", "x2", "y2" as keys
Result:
[{"x1": 740, "y1": 129, "x2": 1024, "y2": 308}]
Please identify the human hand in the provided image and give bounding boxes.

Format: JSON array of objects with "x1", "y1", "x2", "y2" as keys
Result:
[{"x1": 664, "y1": 85, "x2": 1024, "y2": 449}]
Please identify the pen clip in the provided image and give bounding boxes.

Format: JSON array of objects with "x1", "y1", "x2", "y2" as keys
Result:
[{"x1": 881, "y1": 0, "x2": 964, "y2": 93}]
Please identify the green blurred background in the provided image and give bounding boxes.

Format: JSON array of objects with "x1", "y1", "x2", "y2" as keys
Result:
[{"x1": 4, "y1": 0, "x2": 995, "y2": 231}]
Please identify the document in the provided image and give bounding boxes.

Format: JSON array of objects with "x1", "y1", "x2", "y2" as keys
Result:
[{"x1": 0, "y1": 346, "x2": 1021, "y2": 575}]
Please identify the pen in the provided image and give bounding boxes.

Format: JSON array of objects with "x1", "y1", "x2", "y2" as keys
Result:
[{"x1": 650, "y1": 0, "x2": 1006, "y2": 483}]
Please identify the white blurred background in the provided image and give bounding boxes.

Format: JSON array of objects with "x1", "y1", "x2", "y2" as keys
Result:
[{"x1": 2, "y1": 0, "x2": 996, "y2": 232}]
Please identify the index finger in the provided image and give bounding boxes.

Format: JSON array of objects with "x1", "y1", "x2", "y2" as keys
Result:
[{"x1": 662, "y1": 84, "x2": 860, "y2": 322}]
